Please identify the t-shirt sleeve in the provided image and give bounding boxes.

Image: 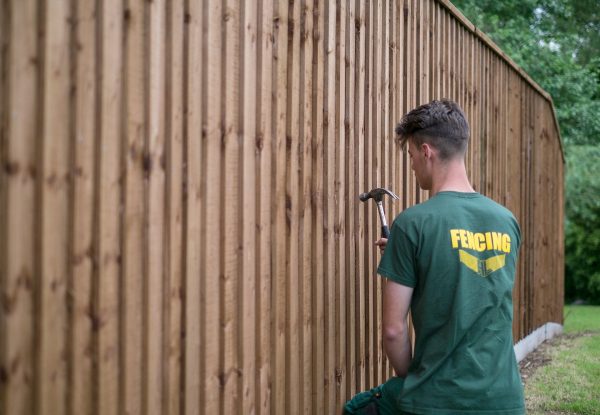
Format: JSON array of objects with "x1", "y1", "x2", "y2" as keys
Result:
[{"x1": 377, "y1": 215, "x2": 418, "y2": 288}]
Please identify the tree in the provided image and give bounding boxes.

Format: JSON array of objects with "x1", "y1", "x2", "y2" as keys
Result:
[{"x1": 453, "y1": 0, "x2": 600, "y2": 146}]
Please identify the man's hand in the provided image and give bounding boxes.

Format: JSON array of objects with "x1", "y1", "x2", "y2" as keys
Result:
[{"x1": 375, "y1": 238, "x2": 388, "y2": 253}]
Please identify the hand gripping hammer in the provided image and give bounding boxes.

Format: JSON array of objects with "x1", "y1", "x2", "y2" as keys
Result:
[{"x1": 358, "y1": 187, "x2": 399, "y2": 239}]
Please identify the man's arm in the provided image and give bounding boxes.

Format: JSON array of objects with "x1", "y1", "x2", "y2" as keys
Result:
[{"x1": 382, "y1": 279, "x2": 413, "y2": 377}]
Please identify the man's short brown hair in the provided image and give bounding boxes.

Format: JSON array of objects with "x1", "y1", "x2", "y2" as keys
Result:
[{"x1": 395, "y1": 99, "x2": 470, "y2": 160}]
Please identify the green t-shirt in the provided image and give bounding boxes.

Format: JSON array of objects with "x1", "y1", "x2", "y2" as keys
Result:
[{"x1": 377, "y1": 191, "x2": 525, "y2": 415}]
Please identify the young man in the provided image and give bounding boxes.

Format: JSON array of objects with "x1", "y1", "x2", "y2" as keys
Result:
[{"x1": 344, "y1": 100, "x2": 525, "y2": 414}]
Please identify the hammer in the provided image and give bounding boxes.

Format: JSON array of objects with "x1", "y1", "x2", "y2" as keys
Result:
[{"x1": 359, "y1": 187, "x2": 399, "y2": 239}]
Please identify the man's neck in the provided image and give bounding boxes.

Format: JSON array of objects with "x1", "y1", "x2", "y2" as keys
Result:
[{"x1": 429, "y1": 159, "x2": 475, "y2": 196}]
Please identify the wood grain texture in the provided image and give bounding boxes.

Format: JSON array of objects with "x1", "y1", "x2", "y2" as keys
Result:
[
  {"x1": 1, "y1": 2, "x2": 38, "y2": 414},
  {"x1": 38, "y1": 1, "x2": 71, "y2": 413},
  {"x1": 144, "y1": 1, "x2": 166, "y2": 414},
  {"x1": 164, "y1": 2, "x2": 184, "y2": 414},
  {"x1": 122, "y1": 1, "x2": 145, "y2": 414},
  {"x1": 241, "y1": 1, "x2": 258, "y2": 414},
  {"x1": 96, "y1": 1, "x2": 123, "y2": 413},
  {"x1": 69, "y1": 1, "x2": 96, "y2": 414},
  {"x1": 0, "y1": 1, "x2": 565, "y2": 413},
  {"x1": 257, "y1": 3, "x2": 274, "y2": 414},
  {"x1": 202, "y1": 0, "x2": 223, "y2": 414},
  {"x1": 183, "y1": 0, "x2": 202, "y2": 413}
]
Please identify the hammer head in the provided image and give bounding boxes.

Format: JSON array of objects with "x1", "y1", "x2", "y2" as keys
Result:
[{"x1": 358, "y1": 187, "x2": 400, "y2": 203}]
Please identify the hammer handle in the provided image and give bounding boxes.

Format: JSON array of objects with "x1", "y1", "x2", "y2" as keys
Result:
[
  {"x1": 376, "y1": 201, "x2": 390, "y2": 239},
  {"x1": 382, "y1": 225, "x2": 390, "y2": 239}
]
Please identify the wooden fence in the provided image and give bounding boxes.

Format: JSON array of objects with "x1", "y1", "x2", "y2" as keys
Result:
[{"x1": 0, "y1": 0, "x2": 564, "y2": 414}]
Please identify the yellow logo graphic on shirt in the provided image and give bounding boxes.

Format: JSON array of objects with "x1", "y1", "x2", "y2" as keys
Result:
[
  {"x1": 459, "y1": 249, "x2": 506, "y2": 277},
  {"x1": 450, "y1": 229, "x2": 511, "y2": 277}
]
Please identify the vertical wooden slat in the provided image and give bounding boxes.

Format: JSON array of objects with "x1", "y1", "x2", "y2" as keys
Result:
[
  {"x1": 469, "y1": 31, "x2": 475, "y2": 179},
  {"x1": 448, "y1": 11, "x2": 455, "y2": 102},
  {"x1": 241, "y1": 0, "x2": 258, "y2": 413},
  {"x1": 420, "y1": 0, "x2": 429, "y2": 104},
  {"x1": 497, "y1": 62, "x2": 503, "y2": 203},
  {"x1": 372, "y1": 0, "x2": 382, "y2": 387},
  {"x1": 532, "y1": 96, "x2": 544, "y2": 329},
  {"x1": 323, "y1": 0, "x2": 336, "y2": 411},
  {"x1": 507, "y1": 70, "x2": 522, "y2": 340},
  {"x1": 221, "y1": 0, "x2": 241, "y2": 412},
  {"x1": 69, "y1": 1, "x2": 96, "y2": 413},
  {"x1": 95, "y1": 0, "x2": 123, "y2": 413},
  {"x1": 521, "y1": 86, "x2": 529, "y2": 335},
  {"x1": 440, "y1": 3, "x2": 447, "y2": 103},
  {"x1": 144, "y1": 0, "x2": 166, "y2": 413},
  {"x1": 452, "y1": 12, "x2": 459, "y2": 101},
  {"x1": 419, "y1": 0, "x2": 429, "y2": 202},
  {"x1": 526, "y1": 88, "x2": 535, "y2": 333},
  {"x1": 286, "y1": 0, "x2": 301, "y2": 412},
  {"x1": 466, "y1": 31, "x2": 474, "y2": 181},
  {"x1": 311, "y1": 0, "x2": 325, "y2": 411},
  {"x1": 484, "y1": 47, "x2": 490, "y2": 195},
  {"x1": 257, "y1": 2, "x2": 274, "y2": 412},
  {"x1": 183, "y1": 0, "x2": 202, "y2": 412},
  {"x1": 0, "y1": 2, "x2": 5, "y2": 411},
  {"x1": 389, "y1": 0, "x2": 402, "y2": 379},
  {"x1": 407, "y1": 0, "x2": 417, "y2": 203},
  {"x1": 335, "y1": 1, "x2": 347, "y2": 410},
  {"x1": 431, "y1": 3, "x2": 439, "y2": 100},
  {"x1": 200, "y1": 0, "x2": 221, "y2": 413},
  {"x1": 122, "y1": 0, "x2": 145, "y2": 413},
  {"x1": 459, "y1": 15, "x2": 465, "y2": 109},
  {"x1": 479, "y1": 46, "x2": 487, "y2": 193},
  {"x1": 354, "y1": 0, "x2": 367, "y2": 393},
  {"x1": 0, "y1": 2, "x2": 38, "y2": 414},
  {"x1": 385, "y1": 0, "x2": 392, "y2": 380},
  {"x1": 490, "y1": 57, "x2": 497, "y2": 200},
  {"x1": 501, "y1": 64, "x2": 508, "y2": 206},
  {"x1": 473, "y1": 40, "x2": 481, "y2": 191},
  {"x1": 299, "y1": 1, "x2": 314, "y2": 413},
  {"x1": 359, "y1": 1, "x2": 374, "y2": 389},
  {"x1": 271, "y1": 1, "x2": 289, "y2": 413},
  {"x1": 557, "y1": 144, "x2": 565, "y2": 323},
  {"x1": 363, "y1": 0, "x2": 374, "y2": 390},
  {"x1": 37, "y1": 1, "x2": 72, "y2": 413},
  {"x1": 462, "y1": 26, "x2": 469, "y2": 173},
  {"x1": 517, "y1": 78, "x2": 525, "y2": 340},
  {"x1": 164, "y1": 1, "x2": 184, "y2": 414},
  {"x1": 394, "y1": 0, "x2": 406, "y2": 211},
  {"x1": 345, "y1": 0, "x2": 357, "y2": 398},
  {"x1": 381, "y1": 0, "x2": 390, "y2": 376}
]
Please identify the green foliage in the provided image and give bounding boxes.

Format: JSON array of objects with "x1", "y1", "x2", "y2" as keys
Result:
[
  {"x1": 453, "y1": 0, "x2": 600, "y2": 146},
  {"x1": 453, "y1": 0, "x2": 600, "y2": 303},
  {"x1": 565, "y1": 146, "x2": 600, "y2": 303}
]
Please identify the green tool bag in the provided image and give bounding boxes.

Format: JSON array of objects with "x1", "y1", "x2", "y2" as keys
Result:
[
  {"x1": 344, "y1": 377, "x2": 406, "y2": 415},
  {"x1": 343, "y1": 385, "x2": 384, "y2": 415}
]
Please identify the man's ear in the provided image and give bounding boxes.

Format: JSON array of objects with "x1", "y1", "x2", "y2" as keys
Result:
[{"x1": 422, "y1": 142, "x2": 434, "y2": 159}]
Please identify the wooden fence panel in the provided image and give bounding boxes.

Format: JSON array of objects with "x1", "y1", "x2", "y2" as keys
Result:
[{"x1": 0, "y1": 0, "x2": 565, "y2": 414}]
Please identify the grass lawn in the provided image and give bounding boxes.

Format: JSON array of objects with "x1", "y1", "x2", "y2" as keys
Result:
[{"x1": 524, "y1": 305, "x2": 600, "y2": 415}]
